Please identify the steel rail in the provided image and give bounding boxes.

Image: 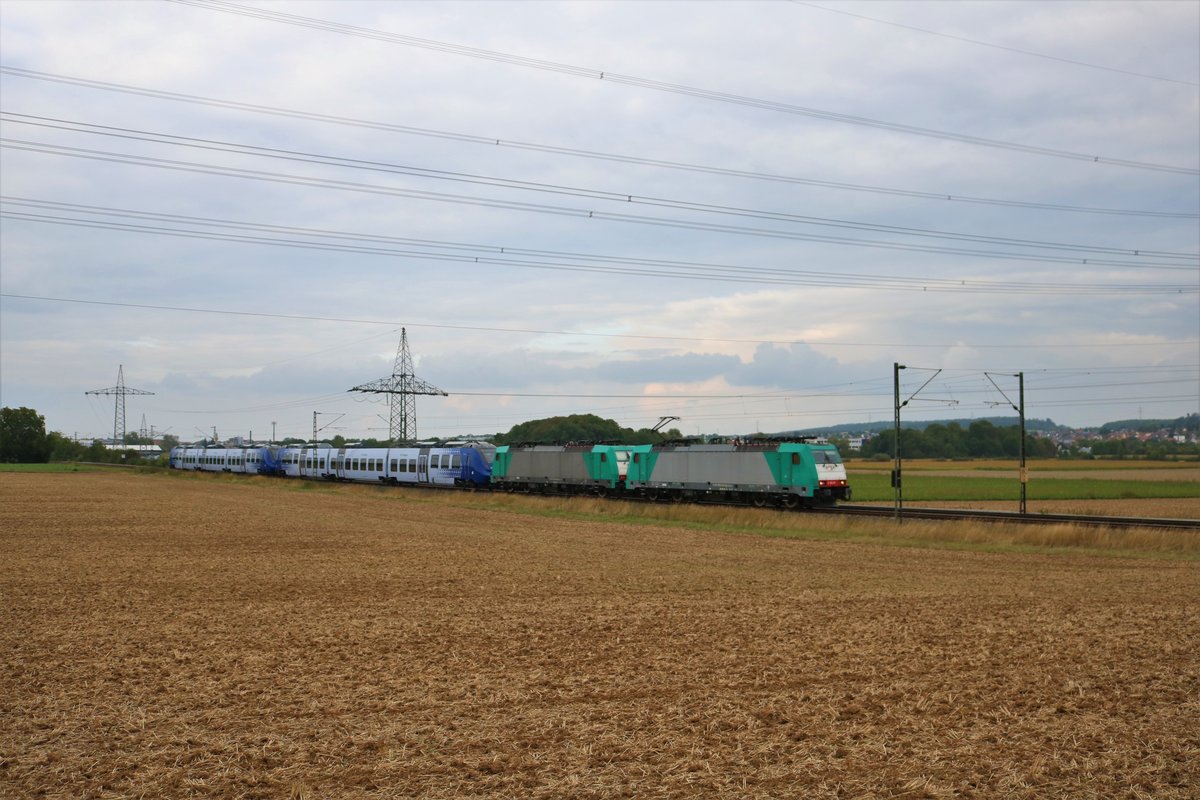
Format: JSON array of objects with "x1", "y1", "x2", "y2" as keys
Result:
[{"x1": 815, "y1": 504, "x2": 1200, "y2": 531}]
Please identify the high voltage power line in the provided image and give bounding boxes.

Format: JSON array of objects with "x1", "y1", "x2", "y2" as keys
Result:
[
  {"x1": 2, "y1": 203, "x2": 1195, "y2": 294},
  {"x1": 166, "y1": 0, "x2": 1199, "y2": 175},
  {"x1": 1, "y1": 67, "x2": 1192, "y2": 221},
  {"x1": 4, "y1": 113, "x2": 1196, "y2": 264},
  {"x1": 792, "y1": 1, "x2": 1200, "y2": 87},
  {"x1": 5, "y1": 293, "x2": 1198, "y2": 351},
  {"x1": 1, "y1": 157, "x2": 1195, "y2": 279}
]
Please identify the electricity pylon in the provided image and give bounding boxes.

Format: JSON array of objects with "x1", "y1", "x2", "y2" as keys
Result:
[
  {"x1": 86, "y1": 365, "x2": 154, "y2": 446},
  {"x1": 348, "y1": 328, "x2": 447, "y2": 444}
]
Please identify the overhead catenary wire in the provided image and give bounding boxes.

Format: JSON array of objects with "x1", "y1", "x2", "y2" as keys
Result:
[
  {"x1": 165, "y1": 0, "x2": 1200, "y2": 175},
  {"x1": 1, "y1": 67, "x2": 1192, "y2": 221}
]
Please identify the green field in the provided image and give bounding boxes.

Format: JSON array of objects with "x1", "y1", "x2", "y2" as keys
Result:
[
  {"x1": 846, "y1": 458, "x2": 1200, "y2": 504},
  {"x1": 0, "y1": 463, "x2": 99, "y2": 473},
  {"x1": 847, "y1": 471, "x2": 1200, "y2": 502}
]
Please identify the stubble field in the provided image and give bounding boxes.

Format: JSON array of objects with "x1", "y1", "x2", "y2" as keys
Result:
[{"x1": 3, "y1": 471, "x2": 1198, "y2": 799}]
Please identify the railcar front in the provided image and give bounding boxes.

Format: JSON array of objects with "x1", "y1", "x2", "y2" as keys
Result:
[{"x1": 807, "y1": 443, "x2": 851, "y2": 503}]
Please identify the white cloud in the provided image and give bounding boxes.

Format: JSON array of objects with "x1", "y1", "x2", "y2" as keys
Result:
[{"x1": 1, "y1": 0, "x2": 1196, "y2": 439}]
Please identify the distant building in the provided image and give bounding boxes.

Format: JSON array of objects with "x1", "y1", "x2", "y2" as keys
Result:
[{"x1": 101, "y1": 443, "x2": 164, "y2": 457}]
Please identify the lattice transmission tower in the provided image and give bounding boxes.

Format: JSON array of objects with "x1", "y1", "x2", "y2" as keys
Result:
[
  {"x1": 348, "y1": 328, "x2": 447, "y2": 444},
  {"x1": 85, "y1": 365, "x2": 154, "y2": 445}
]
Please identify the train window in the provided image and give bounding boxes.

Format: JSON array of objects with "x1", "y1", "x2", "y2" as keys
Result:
[
  {"x1": 792, "y1": 453, "x2": 800, "y2": 465},
  {"x1": 452, "y1": 455, "x2": 460, "y2": 469},
  {"x1": 600, "y1": 453, "x2": 607, "y2": 462},
  {"x1": 390, "y1": 460, "x2": 397, "y2": 472}
]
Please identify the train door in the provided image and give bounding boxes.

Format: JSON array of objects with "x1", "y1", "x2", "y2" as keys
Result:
[
  {"x1": 418, "y1": 452, "x2": 429, "y2": 483},
  {"x1": 335, "y1": 447, "x2": 347, "y2": 480}
]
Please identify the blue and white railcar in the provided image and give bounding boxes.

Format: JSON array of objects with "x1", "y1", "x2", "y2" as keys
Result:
[
  {"x1": 278, "y1": 444, "x2": 491, "y2": 487},
  {"x1": 170, "y1": 445, "x2": 287, "y2": 475},
  {"x1": 170, "y1": 445, "x2": 235, "y2": 472}
]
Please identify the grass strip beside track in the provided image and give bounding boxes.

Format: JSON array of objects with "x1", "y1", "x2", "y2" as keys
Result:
[{"x1": 847, "y1": 471, "x2": 1200, "y2": 502}]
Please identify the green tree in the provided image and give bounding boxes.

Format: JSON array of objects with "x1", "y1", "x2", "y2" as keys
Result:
[
  {"x1": 496, "y1": 415, "x2": 682, "y2": 445},
  {"x1": 85, "y1": 440, "x2": 110, "y2": 462},
  {"x1": 47, "y1": 431, "x2": 87, "y2": 462},
  {"x1": 0, "y1": 407, "x2": 52, "y2": 463},
  {"x1": 966, "y1": 420, "x2": 1003, "y2": 457}
]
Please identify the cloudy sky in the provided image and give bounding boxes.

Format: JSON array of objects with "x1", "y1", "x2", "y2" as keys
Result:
[{"x1": 1, "y1": 0, "x2": 1197, "y2": 443}]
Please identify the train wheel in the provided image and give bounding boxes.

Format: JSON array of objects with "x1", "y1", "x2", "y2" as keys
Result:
[
  {"x1": 752, "y1": 495, "x2": 768, "y2": 508},
  {"x1": 782, "y1": 494, "x2": 800, "y2": 510}
]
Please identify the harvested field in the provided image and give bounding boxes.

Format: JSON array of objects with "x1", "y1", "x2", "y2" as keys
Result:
[{"x1": 3, "y1": 471, "x2": 1199, "y2": 799}]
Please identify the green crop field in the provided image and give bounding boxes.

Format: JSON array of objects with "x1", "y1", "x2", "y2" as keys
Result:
[
  {"x1": 0, "y1": 463, "x2": 98, "y2": 473},
  {"x1": 847, "y1": 471, "x2": 1200, "y2": 502}
]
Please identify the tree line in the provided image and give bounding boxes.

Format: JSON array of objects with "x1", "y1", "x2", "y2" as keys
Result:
[
  {"x1": 848, "y1": 419, "x2": 1198, "y2": 460},
  {"x1": 852, "y1": 420, "x2": 1058, "y2": 460},
  {"x1": 3, "y1": 406, "x2": 1195, "y2": 464},
  {"x1": 0, "y1": 407, "x2": 174, "y2": 464}
]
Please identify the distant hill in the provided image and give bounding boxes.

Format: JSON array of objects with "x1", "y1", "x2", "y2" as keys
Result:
[
  {"x1": 781, "y1": 417, "x2": 1066, "y2": 437},
  {"x1": 782, "y1": 413, "x2": 1198, "y2": 439},
  {"x1": 1097, "y1": 414, "x2": 1198, "y2": 435}
]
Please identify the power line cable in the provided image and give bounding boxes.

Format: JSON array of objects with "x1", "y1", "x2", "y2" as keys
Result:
[
  {"x1": 6, "y1": 114, "x2": 1195, "y2": 262},
  {"x1": 792, "y1": 1, "x2": 1200, "y2": 87},
  {"x1": 165, "y1": 0, "x2": 1199, "y2": 175},
  {"x1": 2, "y1": 67, "x2": 1191, "y2": 220},
  {"x1": 3, "y1": 142, "x2": 1195, "y2": 274},
  {"x1": 4, "y1": 293, "x2": 1197, "y2": 350},
  {"x1": 3, "y1": 205, "x2": 1195, "y2": 293}
]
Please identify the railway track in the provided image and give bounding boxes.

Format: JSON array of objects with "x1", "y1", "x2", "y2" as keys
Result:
[
  {"x1": 816, "y1": 504, "x2": 1200, "y2": 531},
  {"x1": 100, "y1": 463, "x2": 1200, "y2": 531}
]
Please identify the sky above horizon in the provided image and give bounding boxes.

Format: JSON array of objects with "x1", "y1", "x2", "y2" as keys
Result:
[{"x1": 2, "y1": 0, "x2": 1197, "y2": 443}]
